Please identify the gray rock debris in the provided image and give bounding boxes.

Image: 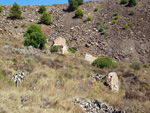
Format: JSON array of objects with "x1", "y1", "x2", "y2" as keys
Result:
[{"x1": 75, "y1": 98, "x2": 125, "y2": 113}]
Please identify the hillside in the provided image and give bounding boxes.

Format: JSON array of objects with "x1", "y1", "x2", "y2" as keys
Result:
[
  {"x1": 0, "y1": 0, "x2": 150, "y2": 113},
  {"x1": 0, "y1": 0, "x2": 150, "y2": 64}
]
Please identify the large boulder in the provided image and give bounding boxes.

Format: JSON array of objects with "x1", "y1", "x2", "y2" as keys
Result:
[
  {"x1": 85, "y1": 53, "x2": 97, "y2": 64},
  {"x1": 107, "y1": 72, "x2": 119, "y2": 92},
  {"x1": 53, "y1": 37, "x2": 67, "y2": 47}
]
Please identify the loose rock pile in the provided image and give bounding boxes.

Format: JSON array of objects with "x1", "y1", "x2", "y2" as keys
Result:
[
  {"x1": 75, "y1": 98, "x2": 125, "y2": 113},
  {"x1": 12, "y1": 71, "x2": 28, "y2": 87}
]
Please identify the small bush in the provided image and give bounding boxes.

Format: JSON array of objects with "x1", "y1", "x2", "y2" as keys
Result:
[
  {"x1": 94, "y1": 7, "x2": 99, "y2": 11},
  {"x1": 38, "y1": 5, "x2": 46, "y2": 14},
  {"x1": 115, "y1": 16, "x2": 119, "y2": 20},
  {"x1": 101, "y1": 31, "x2": 107, "y2": 35},
  {"x1": 130, "y1": 62, "x2": 141, "y2": 71},
  {"x1": 69, "y1": 48, "x2": 76, "y2": 53},
  {"x1": 112, "y1": 20, "x2": 117, "y2": 24},
  {"x1": 96, "y1": 21, "x2": 101, "y2": 26},
  {"x1": 92, "y1": 57, "x2": 117, "y2": 69},
  {"x1": 139, "y1": 18, "x2": 143, "y2": 22},
  {"x1": 129, "y1": 22, "x2": 133, "y2": 26},
  {"x1": 129, "y1": 10, "x2": 136, "y2": 15},
  {"x1": 128, "y1": 0, "x2": 137, "y2": 7},
  {"x1": 67, "y1": 0, "x2": 78, "y2": 11},
  {"x1": 50, "y1": 46, "x2": 58, "y2": 53},
  {"x1": 123, "y1": 24, "x2": 129, "y2": 30},
  {"x1": 75, "y1": 8, "x2": 84, "y2": 18},
  {"x1": 77, "y1": 0, "x2": 83, "y2": 5},
  {"x1": 9, "y1": 2, "x2": 23, "y2": 19},
  {"x1": 113, "y1": 12, "x2": 118, "y2": 16},
  {"x1": 86, "y1": 16, "x2": 92, "y2": 21},
  {"x1": 120, "y1": 0, "x2": 128, "y2": 4},
  {"x1": 99, "y1": 28, "x2": 103, "y2": 32},
  {"x1": 143, "y1": 64, "x2": 149, "y2": 68},
  {"x1": 14, "y1": 24, "x2": 18, "y2": 28},
  {"x1": 40, "y1": 11, "x2": 53, "y2": 25},
  {"x1": 0, "y1": 6, "x2": 2, "y2": 13},
  {"x1": 21, "y1": 23, "x2": 27, "y2": 28}
]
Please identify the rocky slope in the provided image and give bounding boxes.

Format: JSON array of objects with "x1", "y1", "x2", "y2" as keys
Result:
[{"x1": 0, "y1": 0, "x2": 150, "y2": 64}]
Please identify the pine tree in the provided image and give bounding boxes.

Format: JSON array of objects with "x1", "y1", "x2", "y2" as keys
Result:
[
  {"x1": 9, "y1": 2, "x2": 23, "y2": 19},
  {"x1": 40, "y1": 12, "x2": 53, "y2": 25},
  {"x1": 128, "y1": 0, "x2": 137, "y2": 7},
  {"x1": 77, "y1": 0, "x2": 83, "y2": 5},
  {"x1": 67, "y1": 0, "x2": 78, "y2": 11}
]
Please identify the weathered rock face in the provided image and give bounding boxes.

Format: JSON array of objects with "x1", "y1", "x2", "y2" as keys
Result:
[
  {"x1": 75, "y1": 98, "x2": 125, "y2": 113},
  {"x1": 85, "y1": 53, "x2": 97, "y2": 64},
  {"x1": 107, "y1": 72, "x2": 119, "y2": 92},
  {"x1": 53, "y1": 37, "x2": 67, "y2": 47}
]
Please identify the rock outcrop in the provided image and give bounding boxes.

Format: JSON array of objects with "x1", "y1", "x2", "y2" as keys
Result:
[
  {"x1": 85, "y1": 53, "x2": 97, "y2": 64},
  {"x1": 107, "y1": 72, "x2": 119, "y2": 92},
  {"x1": 75, "y1": 98, "x2": 125, "y2": 113}
]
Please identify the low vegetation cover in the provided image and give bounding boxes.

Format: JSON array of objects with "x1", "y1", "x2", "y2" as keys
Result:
[
  {"x1": 75, "y1": 8, "x2": 84, "y2": 18},
  {"x1": 92, "y1": 57, "x2": 117, "y2": 69},
  {"x1": 23, "y1": 24, "x2": 47, "y2": 50},
  {"x1": 9, "y1": 2, "x2": 23, "y2": 19},
  {"x1": 50, "y1": 46, "x2": 58, "y2": 53},
  {"x1": 94, "y1": 7, "x2": 99, "y2": 11},
  {"x1": 128, "y1": 0, "x2": 137, "y2": 7},
  {"x1": 123, "y1": 24, "x2": 129, "y2": 30},
  {"x1": 130, "y1": 62, "x2": 141, "y2": 70},
  {"x1": 38, "y1": 5, "x2": 46, "y2": 14},
  {"x1": 99, "y1": 28, "x2": 103, "y2": 32},
  {"x1": 40, "y1": 11, "x2": 53, "y2": 25}
]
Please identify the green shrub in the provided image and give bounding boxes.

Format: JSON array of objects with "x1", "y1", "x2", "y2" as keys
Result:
[
  {"x1": 139, "y1": 18, "x2": 143, "y2": 22},
  {"x1": 115, "y1": 16, "x2": 119, "y2": 20},
  {"x1": 50, "y1": 46, "x2": 58, "y2": 53},
  {"x1": 68, "y1": 0, "x2": 78, "y2": 11},
  {"x1": 129, "y1": 10, "x2": 136, "y2": 15},
  {"x1": 0, "y1": 6, "x2": 2, "y2": 13},
  {"x1": 40, "y1": 11, "x2": 53, "y2": 25},
  {"x1": 123, "y1": 24, "x2": 129, "y2": 30},
  {"x1": 75, "y1": 8, "x2": 84, "y2": 18},
  {"x1": 94, "y1": 7, "x2": 99, "y2": 11},
  {"x1": 38, "y1": 5, "x2": 46, "y2": 14},
  {"x1": 21, "y1": 23, "x2": 27, "y2": 28},
  {"x1": 24, "y1": 32, "x2": 47, "y2": 50},
  {"x1": 86, "y1": 16, "x2": 92, "y2": 21},
  {"x1": 24, "y1": 24, "x2": 42, "y2": 38},
  {"x1": 92, "y1": 57, "x2": 117, "y2": 69},
  {"x1": 96, "y1": 21, "x2": 101, "y2": 26},
  {"x1": 69, "y1": 47, "x2": 76, "y2": 53},
  {"x1": 112, "y1": 20, "x2": 117, "y2": 24},
  {"x1": 101, "y1": 31, "x2": 107, "y2": 35},
  {"x1": 99, "y1": 28, "x2": 103, "y2": 32},
  {"x1": 130, "y1": 62, "x2": 141, "y2": 71},
  {"x1": 9, "y1": 2, "x2": 23, "y2": 19},
  {"x1": 120, "y1": 0, "x2": 128, "y2": 4},
  {"x1": 113, "y1": 12, "x2": 118, "y2": 16},
  {"x1": 14, "y1": 24, "x2": 18, "y2": 28},
  {"x1": 128, "y1": 0, "x2": 137, "y2": 7},
  {"x1": 129, "y1": 22, "x2": 133, "y2": 26},
  {"x1": 77, "y1": 0, "x2": 83, "y2": 5}
]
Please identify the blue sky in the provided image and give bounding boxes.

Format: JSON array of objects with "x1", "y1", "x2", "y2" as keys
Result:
[{"x1": 0, "y1": 0, "x2": 98, "y2": 6}]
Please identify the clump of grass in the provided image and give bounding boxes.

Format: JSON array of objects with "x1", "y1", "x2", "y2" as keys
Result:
[
  {"x1": 96, "y1": 21, "x2": 101, "y2": 26},
  {"x1": 14, "y1": 24, "x2": 19, "y2": 28},
  {"x1": 112, "y1": 20, "x2": 117, "y2": 24},
  {"x1": 21, "y1": 23, "x2": 27, "y2": 28},
  {"x1": 101, "y1": 31, "x2": 107, "y2": 35},
  {"x1": 115, "y1": 16, "x2": 119, "y2": 20},
  {"x1": 86, "y1": 16, "x2": 92, "y2": 21},
  {"x1": 139, "y1": 18, "x2": 143, "y2": 22},
  {"x1": 99, "y1": 28, "x2": 103, "y2": 32},
  {"x1": 129, "y1": 10, "x2": 136, "y2": 16},
  {"x1": 94, "y1": 7, "x2": 99, "y2": 11},
  {"x1": 123, "y1": 24, "x2": 129, "y2": 30},
  {"x1": 120, "y1": 0, "x2": 128, "y2": 5},
  {"x1": 113, "y1": 12, "x2": 118, "y2": 16},
  {"x1": 130, "y1": 62, "x2": 141, "y2": 71},
  {"x1": 69, "y1": 48, "x2": 76, "y2": 53},
  {"x1": 129, "y1": 22, "x2": 133, "y2": 26}
]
